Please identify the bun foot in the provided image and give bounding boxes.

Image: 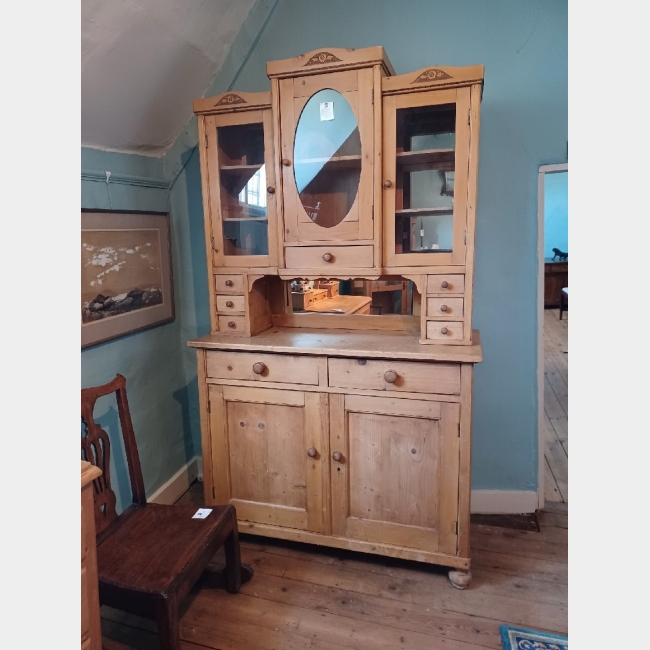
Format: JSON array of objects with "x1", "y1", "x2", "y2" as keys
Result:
[
  {"x1": 448, "y1": 569, "x2": 471, "y2": 589},
  {"x1": 240, "y1": 562, "x2": 254, "y2": 586}
]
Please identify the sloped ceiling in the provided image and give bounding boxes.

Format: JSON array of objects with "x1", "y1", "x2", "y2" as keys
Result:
[{"x1": 82, "y1": 0, "x2": 257, "y2": 156}]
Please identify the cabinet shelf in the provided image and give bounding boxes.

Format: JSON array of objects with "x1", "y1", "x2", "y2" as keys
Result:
[
  {"x1": 295, "y1": 155, "x2": 361, "y2": 169},
  {"x1": 219, "y1": 164, "x2": 264, "y2": 195},
  {"x1": 396, "y1": 148, "x2": 455, "y2": 166},
  {"x1": 222, "y1": 217, "x2": 268, "y2": 222},
  {"x1": 396, "y1": 207, "x2": 453, "y2": 217}
]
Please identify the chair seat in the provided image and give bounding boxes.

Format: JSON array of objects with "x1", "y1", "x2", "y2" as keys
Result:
[{"x1": 97, "y1": 502, "x2": 232, "y2": 595}]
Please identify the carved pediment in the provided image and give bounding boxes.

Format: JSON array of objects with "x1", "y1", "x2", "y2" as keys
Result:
[
  {"x1": 304, "y1": 51, "x2": 342, "y2": 66},
  {"x1": 412, "y1": 68, "x2": 453, "y2": 83},
  {"x1": 215, "y1": 94, "x2": 247, "y2": 106}
]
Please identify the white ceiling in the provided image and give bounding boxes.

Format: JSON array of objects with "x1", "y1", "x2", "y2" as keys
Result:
[{"x1": 81, "y1": 0, "x2": 257, "y2": 156}]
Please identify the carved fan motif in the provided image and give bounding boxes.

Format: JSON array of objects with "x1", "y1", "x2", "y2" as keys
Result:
[
  {"x1": 215, "y1": 94, "x2": 247, "y2": 106},
  {"x1": 304, "y1": 51, "x2": 342, "y2": 66},
  {"x1": 81, "y1": 407, "x2": 118, "y2": 534},
  {"x1": 412, "y1": 69, "x2": 453, "y2": 83}
]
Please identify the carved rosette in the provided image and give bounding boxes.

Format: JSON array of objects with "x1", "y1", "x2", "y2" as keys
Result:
[
  {"x1": 215, "y1": 93, "x2": 247, "y2": 106},
  {"x1": 304, "y1": 51, "x2": 342, "y2": 66},
  {"x1": 412, "y1": 69, "x2": 453, "y2": 83}
]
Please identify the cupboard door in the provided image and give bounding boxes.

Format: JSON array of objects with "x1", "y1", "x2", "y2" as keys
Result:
[
  {"x1": 279, "y1": 69, "x2": 375, "y2": 245},
  {"x1": 383, "y1": 88, "x2": 471, "y2": 267},
  {"x1": 208, "y1": 385, "x2": 328, "y2": 533},
  {"x1": 204, "y1": 109, "x2": 278, "y2": 267},
  {"x1": 330, "y1": 394, "x2": 460, "y2": 555}
]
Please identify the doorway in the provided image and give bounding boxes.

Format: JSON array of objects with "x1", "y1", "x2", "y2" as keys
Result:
[{"x1": 537, "y1": 164, "x2": 568, "y2": 508}]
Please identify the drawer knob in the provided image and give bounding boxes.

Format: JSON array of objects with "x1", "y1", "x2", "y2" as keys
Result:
[
  {"x1": 267, "y1": 186, "x2": 275, "y2": 194},
  {"x1": 384, "y1": 369, "x2": 398, "y2": 384},
  {"x1": 307, "y1": 447, "x2": 317, "y2": 458},
  {"x1": 440, "y1": 281, "x2": 449, "y2": 289},
  {"x1": 332, "y1": 450, "x2": 342, "y2": 462},
  {"x1": 440, "y1": 304, "x2": 448, "y2": 312},
  {"x1": 225, "y1": 280, "x2": 234, "y2": 287},
  {"x1": 322, "y1": 252, "x2": 333, "y2": 263},
  {"x1": 252, "y1": 362, "x2": 266, "y2": 375},
  {"x1": 226, "y1": 300, "x2": 234, "y2": 308},
  {"x1": 441, "y1": 327, "x2": 449, "y2": 335},
  {"x1": 282, "y1": 158, "x2": 291, "y2": 167},
  {"x1": 383, "y1": 180, "x2": 392, "y2": 188},
  {"x1": 227, "y1": 321, "x2": 236, "y2": 329}
]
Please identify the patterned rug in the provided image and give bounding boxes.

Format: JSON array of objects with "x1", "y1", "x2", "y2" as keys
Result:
[{"x1": 500, "y1": 625, "x2": 568, "y2": 649}]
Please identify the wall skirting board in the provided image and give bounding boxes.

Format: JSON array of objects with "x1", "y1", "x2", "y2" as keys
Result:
[
  {"x1": 148, "y1": 456, "x2": 203, "y2": 505},
  {"x1": 150, "y1": 458, "x2": 538, "y2": 514}
]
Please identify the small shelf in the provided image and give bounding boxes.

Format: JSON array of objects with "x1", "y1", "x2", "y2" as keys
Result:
[
  {"x1": 222, "y1": 217, "x2": 268, "y2": 222},
  {"x1": 396, "y1": 207, "x2": 453, "y2": 217},
  {"x1": 396, "y1": 148, "x2": 455, "y2": 166},
  {"x1": 220, "y1": 164, "x2": 263, "y2": 173},
  {"x1": 295, "y1": 155, "x2": 361, "y2": 169}
]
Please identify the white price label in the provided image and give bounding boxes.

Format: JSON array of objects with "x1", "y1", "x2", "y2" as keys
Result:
[
  {"x1": 192, "y1": 508, "x2": 213, "y2": 519},
  {"x1": 320, "y1": 101, "x2": 334, "y2": 121}
]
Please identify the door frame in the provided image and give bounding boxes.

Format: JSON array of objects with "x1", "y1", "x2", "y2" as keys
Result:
[{"x1": 536, "y1": 163, "x2": 568, "y2": 509}]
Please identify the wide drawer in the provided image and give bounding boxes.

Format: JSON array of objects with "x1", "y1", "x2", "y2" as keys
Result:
[
  {"x1": 426, "y1": 321, "x2": 464, "y2": 341},
  {"x1": 427, "y1": 297, "x2": 464, "y2": 319},
  {"x1": 285, "y1": 245, "x2": 374, "y2": 269},
  {"x1": 217, "y1": 295, "x2": 246, "y2": 314},
  {"x1": 215, "y1": 274, "x2": 244, "y2": 293},
  {"x1": 207, "y1": 351, "x2": 320, "y2": 385},
  {"x1": 427, "y1": 274, "x2": 465, "y2": 294},
  {"x1": 328, "y1": 358, "x2": 461, "y2": 395}
]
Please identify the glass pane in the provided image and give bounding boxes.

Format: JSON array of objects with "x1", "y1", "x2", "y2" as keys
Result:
[
  {"x1": 294, "y1": 89, "x2": 361, "y2": 228},
  {"x1": 394, "y1": 104, "x2": 456, "y2": 255},
  {"x1": 217, "y1": 123, "x2": 268, "y2": 256}
]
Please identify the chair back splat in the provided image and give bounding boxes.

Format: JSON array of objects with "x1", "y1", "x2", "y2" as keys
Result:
[{"x1": 81, "y1": 374, "x2": 146, "y2": 534}]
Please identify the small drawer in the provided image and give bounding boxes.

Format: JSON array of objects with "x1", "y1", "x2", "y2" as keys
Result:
[
  {"x1": 218, "y1": 315, "x2": 246, "y2": 332},
  {"x1": 285, "y1": 245, "x2": 374, "y2": 270},
  {"x1": 217, "y1": 295, "x2": 246, "y2": 314},
  {"x1": 427, "y1": 297, "x2": 464, "y2": 318},
  {"x1": 215, "y1": 274, "x2": 244, "y2": 293},
  {"x1": 427, "y1": 274, "x2": 465, "y2": 294},
  {"x1": 426, "y1": 321, "x2": 464, "y2": 342},
  {"x1": 328, "y1": 358, "x2": 461, "y2": 395},
  {"x1": 207, "y1": 351, "x2": 320, "y2": 385}
]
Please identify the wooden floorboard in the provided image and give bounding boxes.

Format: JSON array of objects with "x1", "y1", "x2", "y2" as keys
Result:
[
  {"x1": 543, "y1": 308, "x2": 568, "y2": 504},
  {"x1": 100, "y1": 482, "x2": 568, "y2": 649}
]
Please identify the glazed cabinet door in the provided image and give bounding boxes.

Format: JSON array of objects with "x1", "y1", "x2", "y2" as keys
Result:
[
  {"x1": 208, "y1": 385, "x2": 329, "y2": 533},
  {"x1": 201, "y1": 109, "x2": 278, "y2": 268},
  {"x1": 279, "y1": 69, "x2": 375, "y2": 250},
  {"x1": 383, "y1": 87, "x2": 472, "y2": 267},
  {"x1": 330, "y1": 394, "x2": 460, "y2": 555}
]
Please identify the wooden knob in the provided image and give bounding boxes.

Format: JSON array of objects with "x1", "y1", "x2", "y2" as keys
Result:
[
  {"x1": 440, "y1": 304, "x2": 448, "y2": 312},
  {"x1": 252, "y1": 362, "x2": 266, "y2": 375},
  {"x1": 384, "y1": 370, "x2": 398, "y2": 384},
  {"x1": 332, "y1": 451, "x2": 342, "y2": 462},
  {"x1": 267, "y1": 186, "x2": 275, "y2": 194},
  {"x1": 307, "y1": 447, "x2": 317, "y2": 458},
  {"x1": 440, "y1": 281, "x2": 449, "y2": 289},
  {"x1": 227, "y1": 321, "x2": 236, "y2": 329},
  {"x1": 441, "y1": 327, "x2": 448, "y2": 335},
  {"x1": 383, "y1": 180, "x2": 392, "y2": 188},
  {"x1": 226, "y1": 300, "x2": 234, "y2": 308},
  {"x1": 281, "y1": 158, "x2": 291, "y2": 167},
  {"x1": 322, "y1": 253, "x2": 333, "y2": 263},
  {"x1": 225, "y1": 280, "x2": 234, "y2": 287}
]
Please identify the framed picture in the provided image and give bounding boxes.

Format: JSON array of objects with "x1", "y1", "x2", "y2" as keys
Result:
[
  {"x1": 440, "y1": 170, "x2": 454, "y2": 197},
  {"x1": 81, "y1": 210, "x2": 175, "y2": 349}
]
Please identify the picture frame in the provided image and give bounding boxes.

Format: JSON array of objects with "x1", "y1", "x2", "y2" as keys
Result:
[
  {"x1": 81, "y1": 209, "x2": 175, "y2": 349},
  {"x1": 440, "y1": 170, "x2": 455, "y2": 196}
]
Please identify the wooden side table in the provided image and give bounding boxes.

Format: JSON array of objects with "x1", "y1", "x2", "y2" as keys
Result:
[{"x1": 81, "y1": 460, "x2": 102, "y2": 650}]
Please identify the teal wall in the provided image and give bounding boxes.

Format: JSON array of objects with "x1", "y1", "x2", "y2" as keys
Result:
[
  {"x1": 84, "y1": 0, "x2": 567, "y2": 501},
  {"x1": 81, "y1": 147, "x2": 197, "y2": 512},
  {"x1": 544, "y1": 170, "x2": 568, "y2": 259}
]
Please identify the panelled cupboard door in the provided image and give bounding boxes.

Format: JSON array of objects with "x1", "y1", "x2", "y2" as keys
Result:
[
  {"x1": 208, "y1": 385, "x2": 329, "y2": 533},
  {"x1": 203, "y1": 109, "x2": 278, "y2": 268},
  {"x1": 279, "y1": 69, "x2": 375, "y2": 244},
  {"x1": 383, "y1": 87, "x2": 471, "y2": 267},
  {"x1": 330, "y1": 394, "x2": 460, "y2": 555}
]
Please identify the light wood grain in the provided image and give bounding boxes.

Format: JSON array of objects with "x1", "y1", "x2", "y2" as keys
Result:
[
  {"x1": 216, "y1": 295, "x2": 245, "y2": 313},
  {"x1": 427, "y1": 274, "x2": 465, "y2": 294},
  {"x1": 285, "y1": 245, "x2": 374, "y2": 269},
  {"x1": 427, "y1": 297, "x2": 465, "y2": 319},
  {"x1": 214, "y1": 274, "x2": 244, "y2": 293}
]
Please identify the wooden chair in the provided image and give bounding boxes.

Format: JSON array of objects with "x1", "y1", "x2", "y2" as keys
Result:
[{"x1": 81, "y1": 374, "x2": 252, "y2": 650}]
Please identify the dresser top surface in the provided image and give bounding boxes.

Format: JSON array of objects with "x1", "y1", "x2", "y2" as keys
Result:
[{"x1": 188, "y1": 328, "x2": 482, "y2": 363}]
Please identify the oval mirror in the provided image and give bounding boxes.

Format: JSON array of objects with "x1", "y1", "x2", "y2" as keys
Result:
[{"x1": 293, "y1": 89, "x2": 361, "y2": 228}]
